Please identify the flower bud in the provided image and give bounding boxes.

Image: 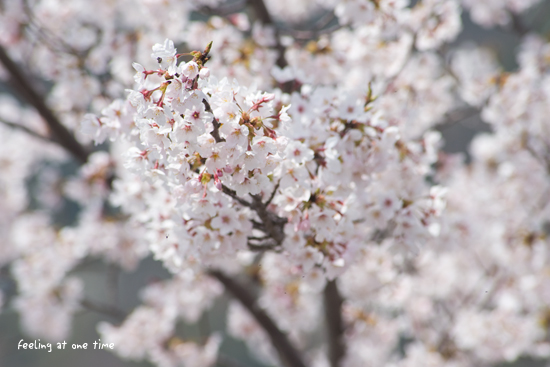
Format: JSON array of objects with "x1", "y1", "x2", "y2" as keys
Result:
[{"x1": 200, "y1": 67, "x2": 210, "y2": 79}]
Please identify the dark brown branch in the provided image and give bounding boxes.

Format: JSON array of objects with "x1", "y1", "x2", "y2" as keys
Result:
[
  {"x1": 251, "y1": 219, "x2": 265, "y2": 230},
  {"x1": 210, "y1": 117, "x2": 225, "y2": 143},
  {"x1": 324, "y1": 279, "x2": 345, "y2": 367},
  {"x1": 247, "y1": 0, "x2": 287, "y2": 69},
  {"x1": 203, "y1": 98, "x2": 226, "y2": 144},
  {"x1": 208, "y1": 270, "x2": 308, "y2": 367},
  {"x1": 221, "y1": 185, "x2": 253, "y2": 207},
  {"x1": 247, "y1": 240, "x2": 279, "y2": 252},
  {"x1": 250, "y1": 193, "x2": 287, "y2": 245},
  {"x1": 265, "y1": 179, "x2": 280, "y2": 206},
  {"x1": 0, "y1": 46, "x2": 90, "y2": 163},
  {"x1": 219, "y1": 183, "x2": 287, "y2": 248}
]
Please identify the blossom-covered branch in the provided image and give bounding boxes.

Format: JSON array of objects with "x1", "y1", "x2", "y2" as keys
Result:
[{"x1": 0, "y1": 46, "x2": 90, "y2": 163}]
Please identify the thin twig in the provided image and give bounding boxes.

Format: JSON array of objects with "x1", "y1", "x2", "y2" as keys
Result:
[
  {"x1": 0, "y1": 118, "x2": 53, "y2": 143},
  {"x1": 265, "y1": 179, "x2": 280, "y2": 206},
  {"x1": 434, "y1": 107, "x2": 480, "y2": 132}
]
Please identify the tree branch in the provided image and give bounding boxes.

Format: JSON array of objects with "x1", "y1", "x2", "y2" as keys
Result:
[
  {"x1": 0, "y1": 118, "x2": 54, "y2": 143},
  {"x1": 221, "y1": 184, "x2": 253, "y2": 207},
  {"x1": 249, "y1": 193, "x2": 287, "y2": 245},
  {"x1": 247, "y1": 0, "x2": 300, "y2": 93},
  {"x1": 0, "y1": 45, "x2": 90, "y2": 163},
  {"x1": 265, "y1": 179, "x2": 280, "y2": 206},
  {"x1": 203, "y1": 98, "x2": 227, "y2": 145},
  {"x1": 247, "y1": 0, "x2": 287, "y2": 68},
  {"x1": 205, "y1": 97, "x2": 287, "y2": 246},
  {"x1": 247, "y1": 240, "x2": 279, "y2": 252},
  {"x1": 434, "y1": 107, "x2": 480, "y2": 132},
  {"x1": 324, "y1": 279, "x2": 345, "y2": 367},
  {"x1": 208, "y1": 270, "x2": 308, "y2": 367}
]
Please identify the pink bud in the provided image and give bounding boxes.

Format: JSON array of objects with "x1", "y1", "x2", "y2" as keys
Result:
[
  {"x1": 200, "y1": 68, "x2": 210, "y2": 79},
  {"x1": 262, "y1": 93, "x2": 275, "y2": 102}
]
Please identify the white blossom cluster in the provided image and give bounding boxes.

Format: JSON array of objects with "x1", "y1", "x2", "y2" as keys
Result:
[{"x1": 84, "y1": 39, "x2": 444, "y2": 280}]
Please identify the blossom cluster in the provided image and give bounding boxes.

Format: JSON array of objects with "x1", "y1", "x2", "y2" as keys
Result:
[{"x1": 84, "y1": 39, "x2": 444, "y2": 281}]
